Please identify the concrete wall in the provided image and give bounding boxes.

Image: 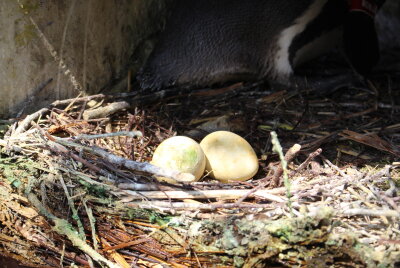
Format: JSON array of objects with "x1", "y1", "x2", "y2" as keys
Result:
[{"x1": 0, "y1": 0, "x2": 166, "y2": 117}]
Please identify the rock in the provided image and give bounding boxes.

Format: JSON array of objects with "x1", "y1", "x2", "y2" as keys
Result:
[
  {"x1": 151, "y1": 136, "x2": 206, "y2": 183},
  {"x1": 200, "y1": 131, "x2": 259, "y2": 182}
]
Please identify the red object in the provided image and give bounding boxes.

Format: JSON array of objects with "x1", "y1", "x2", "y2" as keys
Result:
[{"x1": 349, "y1": 0, "x2": 378, "y2": 17}]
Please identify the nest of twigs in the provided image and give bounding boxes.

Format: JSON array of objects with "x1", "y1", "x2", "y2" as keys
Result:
[{"x1": 0, "y1": 73, "x2": 400, "y2": 267}]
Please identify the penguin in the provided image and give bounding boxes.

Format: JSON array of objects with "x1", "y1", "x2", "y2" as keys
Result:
[
  {"x1": 344, "y1": 0, "x2": 386, "y2": 75},
  {"x1": 138, "y1": 0, "x2": 385, "y2": 90}
]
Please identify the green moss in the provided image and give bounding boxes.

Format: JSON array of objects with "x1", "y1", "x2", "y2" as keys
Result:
[
  {"x1": 78, "y1": 179, "x2": 108, "y2": 197},
  {"x1": 0, "y1": 157, "x2": 40, "y2": 189},
  {"x1": 15, "y1": 24, "x2": 37, "y2": 48},
  {"x1": 17, "y1": 0, "x2": 40, "y2": 15}
]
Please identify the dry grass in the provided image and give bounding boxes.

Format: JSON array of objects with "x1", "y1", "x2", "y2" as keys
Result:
[{"x1": 0, "y1": 77, "x2": 399, "y2": 267}]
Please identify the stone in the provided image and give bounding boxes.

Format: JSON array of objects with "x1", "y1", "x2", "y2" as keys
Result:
[
  {"x1": 151, "y1": 136, "x2": 206, "y2": 183},
  {"x1": 200, "y1": 131, "x2": 259, "y2": 182}
]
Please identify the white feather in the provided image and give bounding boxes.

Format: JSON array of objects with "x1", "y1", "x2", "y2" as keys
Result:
[{"x1": 273, "y1": 0, "x2": 329, "y2": 77}]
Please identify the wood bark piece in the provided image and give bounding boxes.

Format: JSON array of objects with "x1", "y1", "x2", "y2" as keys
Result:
[
  {"x1": 83, "y1": 101, "x2": 130, "y2": 120},
  {"x1": 340, "y1": 130, "x2": 400, "y2": 157}
]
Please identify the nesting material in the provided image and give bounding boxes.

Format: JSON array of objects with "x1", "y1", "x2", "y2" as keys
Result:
[
  {"x1": 151, "y1": 136, "x2": 206, "y2": 183},
  {"x1": 200, "y1": 131, "x2": 259, "y2": 182}
]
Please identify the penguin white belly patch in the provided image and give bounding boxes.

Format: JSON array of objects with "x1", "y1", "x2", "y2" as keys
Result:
[{"x1": 138, "y1": 0, "x2": 384, "y2": 90}]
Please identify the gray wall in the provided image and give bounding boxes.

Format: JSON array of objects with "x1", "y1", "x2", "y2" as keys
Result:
[{"x1": 0, "y1": 0, "x2": 166, "y2": 117}]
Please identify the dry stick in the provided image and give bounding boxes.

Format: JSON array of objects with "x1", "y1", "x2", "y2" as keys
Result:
[
  {"x1": 117, "y1": 182, "x2": 168, "y2": 191},
  {"x1": 83, "y1": 199, "x2": 99, "y2": 251},
  {"x1": 322, "y1": 156, "x2": 347, "y2": 177},
  {"x1": 82, "y1": 0, "x2": 91, "y2": 94},
  {"x1": 27, "y1": 193, "x2": 120, "y2": 268},
  {"x1": 77, "y1": 99, "x2": 88, "y2": 120},
  {"x1": 380, "y1": 196, "x2": 400, "y2": 214},
  {"x1": 82, "y1": 101, "x2": 130, "y2": 120},
  {"x1": 234, "y1": 143, "x2": 301, "y2": 206},
  {"x1": 362, "y1": 165, "x2": 392, "y2": 183},
  {"x1": 59, "y1": 175, "x2": 86, "y2": 240},
  {"x1": 342, "y1": 208, "x2": 400, "y2": 218},
  {"x1": 290, "y1": 148, "x2": 322, "y2": 177},
  {"x1": 64, "y1": 92, "x2": 83, "y2": 112},
  {"x1": 120, "y1": 189, "x2": 286, "y2": 202},
  {"x1": 0, "y1": 138, "x2": 23, "y2": 152},
  {"x1": 52, "y1": 94, "x2": 106, "y2": 107},
  {"x1": 73, "y1": 131, "x2": 143, "y2": 141},
  {"x1": 102, "y1": 238, "x2": 151, "y2": 251},
  {"x1": 31, "y1": 122, "x2": 192, "y2": 182},
  {"x1": 126, "y1": 201, "x2": 276, "y2": 210},
  {"x1": 54, "y1": 138, "x2": 195, "y2": 182},
  {"x1": 13, "y1": 108, "x2": 49, "y2": 136},
  {"x1": 31, "y1": 122, "x2": 125, "y2": 185},
  {"x1": 57, "y1": 167, "x2": 120, "y2": 194},
  {"x1": 271, "y1": 143, "x2": 302, "y2": 187},
  {"x1": 62, "y1": 146, "x2": 121, "y2": 182}
]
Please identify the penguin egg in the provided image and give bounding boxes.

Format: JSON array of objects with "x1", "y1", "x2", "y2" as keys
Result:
[
  {"x1": 151, "y1": 136, "x2": 206, "y2": 183},
  {"x1": 200, "y1": 131, "x2": 259, "y2": 182}
]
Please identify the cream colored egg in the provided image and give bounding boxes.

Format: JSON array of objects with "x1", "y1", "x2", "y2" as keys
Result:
[
  {"x1": 151, "y1": 136, "x2": 206, "y2": 183},
  {"x1": 200, "y1": 131, "x2": 258, "y2": 182}
]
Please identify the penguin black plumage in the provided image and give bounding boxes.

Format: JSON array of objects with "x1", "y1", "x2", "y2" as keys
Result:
[
  {"x1": 138, "y1": 0, "x2": 385, "y2": 89},
  {"x1": 344, "y1": 0, "x2": 385, "y2": 75}
]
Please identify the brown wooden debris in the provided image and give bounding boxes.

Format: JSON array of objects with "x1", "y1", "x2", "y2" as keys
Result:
[
  {"x1": 0, "y1": 77, "x2": 399, "y2": 267},
  {"x1": 340, "y1": 129, "x2": 400, "y2": 157}
]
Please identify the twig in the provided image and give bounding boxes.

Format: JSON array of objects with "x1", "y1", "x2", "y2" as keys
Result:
[
  {"x1": 290, "y1": 148, "x2": 322, "y2": 176},
  {"x1": 82, "y1": 101, "x2": 130, "y2": 120},
  {"x1": 0, "y1": 138, "x2": 23, "y2": 152},
  {"x1": 27, "y1": 193, "x2": 120, "y2": 268},
  {"x1": 117, "y1": 182, "x2": 166, "y2": 191},
  {"x1": 119, "y1": 189, "x2": 286, "y2": 202},
  {"x1": 322, "y1": 156, "x2": 347, "y2": 177},
  {"x1": 73, "y1": 131, "x2": 143, "y2": 140},
  {"x1": 51, "y1": 94, "x2": 106, "y2": 107},
  {"x1": 32, "y1": 121, "x2": 191, "y2": 183},
  {"x1": 271, "y1": 142, "x2": 301, "y2": 187},
  {"x1": 13, "y1": 108, "x2": 49, "y2": 136},
  {"x1": 234, "y1": 143, "x2": 301, "y2": 206},
  {"x1": 126, "y1": 201, "x2": 277, "y2": 211},
  {"x1": 65, "y1": 92, "x2": 83, "y2": 112},
  {"x1": 361, "y1": 165, "x2": 392, "y2": 183},
  {"x1": 54, "y1": 138, "x2": 195, "y2": 182},
  {"x1": 83, "y1": 199, "x2": 99, "y2": 250},
  {"x1": 58, "y1": 175, "x2": 86, "y2": 240},
  {"x1": 380, "y1": 195, "x2": 400, "y2": 214},
  {"x1": 342, "y1": 208, "x2": 400, "y2": 218}
]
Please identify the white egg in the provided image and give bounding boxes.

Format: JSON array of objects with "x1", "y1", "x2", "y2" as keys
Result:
[
  {"x1": 151, "y1": 136, "x2": 206, "y2": 183},
  {"x1": 200, "y1": 131, "x2": 259, "y2": 182}
]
